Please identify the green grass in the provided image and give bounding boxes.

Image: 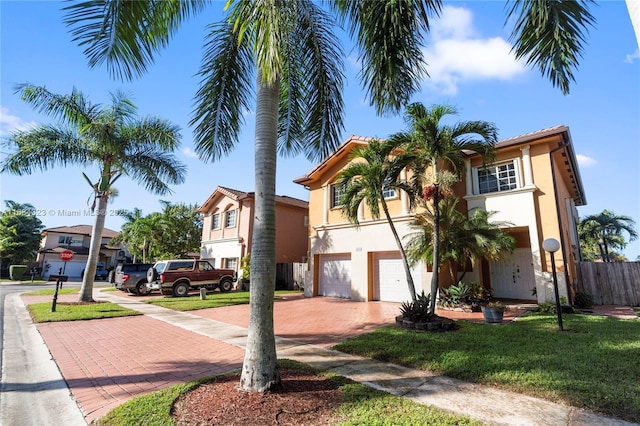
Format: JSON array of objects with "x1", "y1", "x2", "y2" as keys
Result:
[
  {"x1": 28, "y1": 301, "x2": 142, "y2": 322},
  {"x1": 95, "y1": 360, "x2": 483, "y2": 426},
  {"x1": 335, "y1": 312, "x2": 640, "y2": 423},
  {"x1": 23, "y1": 288, "x2": 79, "y2": 296},
  {"x1": 0, "y1": 278, "x2": 48, "y2": 284},
  {"x1": 146, "y1": 290, "x2": 301, "y2": 311}
]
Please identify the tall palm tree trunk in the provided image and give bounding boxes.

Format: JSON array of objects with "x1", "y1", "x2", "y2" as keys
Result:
[
  {"x1": 78, "y1": 194, "x2": 108, "y2": 302},
  {"x1": 429, "y1": 182, "x2": 440, "y2": 314},
  {"x1": 381, "y1": 196, "x2": 417, "y2": 301},
  {"x1": 240, "y1": 76, "x2": 281, "y2": 392}
]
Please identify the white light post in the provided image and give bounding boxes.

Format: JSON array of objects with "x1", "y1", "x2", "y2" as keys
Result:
[{"x1": 542, "y1": 238, "x2": 563, "y2": 331}]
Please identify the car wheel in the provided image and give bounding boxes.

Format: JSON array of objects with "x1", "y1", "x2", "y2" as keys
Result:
[
  {"x1": 219, "y1": 278, "x2": 233, "y2": 293},
  {"x1": 173, "y1": 282, "x2": 190, "y2": 297},
  {"x1": 136, "y1": 281, "x2": 149, "y2": 296},
  {"x1": 147, "y1": 267, "x2": 158, "y2": 283}
]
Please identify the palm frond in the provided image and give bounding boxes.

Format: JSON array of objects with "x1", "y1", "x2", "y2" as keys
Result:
[
  {"x1": 506, "y1": 0, "x2": 596, "y2": 95},
  {"x1": 120, "y1": 149, "x2": 187, "y2": 195},
  {"x1": 64, "y1": 0, "x2": 208, "y2": 81},
  {"x1": 190, "y1": 21, "x2": 254, "y2": 162}
]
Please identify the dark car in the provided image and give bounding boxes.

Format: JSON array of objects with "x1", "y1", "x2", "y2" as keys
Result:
[
  {"x1": 114, "y1": 263, "x2": 155, "y2": 295},
  {"x1": 81, "y1": 262, "x2": 108, "y2": 280}
]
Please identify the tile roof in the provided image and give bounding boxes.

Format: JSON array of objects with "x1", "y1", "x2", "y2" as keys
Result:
[{"x1": 43, "y1": 225, "x2": 119, "y2": 238}]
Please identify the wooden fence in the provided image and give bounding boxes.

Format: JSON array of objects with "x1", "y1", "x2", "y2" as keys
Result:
[
  {"x1": 577, "y1": 262, "x2": 640, "y2": 306},
  {"x1": 276, "y1": 263, "x2": 307, "y2": 290}
]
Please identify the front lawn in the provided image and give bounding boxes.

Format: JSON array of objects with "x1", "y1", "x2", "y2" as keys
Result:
[
  {"x1": 335, "y1": 312, "x2": 640, "y2": 423},
  {"x1": 23, "y1": 288, "x2": 79, "y2": 296},
  {"x1": 146, "y1": 290, "x2": 301, "y2": 311},
  {"x1": 28, "y1": 301, "x2": 142, "y2": 322}
]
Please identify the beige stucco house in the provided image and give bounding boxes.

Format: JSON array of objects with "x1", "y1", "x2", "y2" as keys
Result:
[
  {"x1": 294, "y1": 125, "x2": 586, "y2": 304},
  {"x1": 199, "y1": 186, "x2": 309, "y2": 279},
  {"x1": 37, "y1": 225, "x2": 126, "y2": 279}
]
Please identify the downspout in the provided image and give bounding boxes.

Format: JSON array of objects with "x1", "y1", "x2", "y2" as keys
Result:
[{"x1": 549, "y1": 142, "x2": 573, "y2": 304}]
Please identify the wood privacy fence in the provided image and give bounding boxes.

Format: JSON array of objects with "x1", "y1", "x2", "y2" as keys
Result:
[
  {"x1": 276, "y1": 263, "x2": 307, "y2": 290},
  {"x1": 577, "y1": 262, "x2": 640, "y2": 306}
]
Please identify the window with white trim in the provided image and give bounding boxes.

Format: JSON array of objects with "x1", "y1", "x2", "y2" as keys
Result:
[
  {"x1": 331, "y1": 183, "x2": 346, "y2": 208},
  {"x1": 224, "y1": 257, "x2": 238, "y2": 270},
  {"x1": 474, "y1": 160, "x2": 520, "y2": 194},
  {"x1": 382, "y1": 185, "x2": 397, "y2": 199},
  {"x1": 211, "y1": 213, "x2": 220, "y2": 230},
  {"x1": 225, "y1": 210, "x2": 236, "y2": 228}
]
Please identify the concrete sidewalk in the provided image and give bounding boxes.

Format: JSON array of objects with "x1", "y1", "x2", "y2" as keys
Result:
[{"x1": 2, "y1": 289, "x2": 637, "y2": 425}]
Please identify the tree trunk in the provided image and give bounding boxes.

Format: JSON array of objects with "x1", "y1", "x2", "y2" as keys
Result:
[
  {"x1": 240, "y1": 75, "x2": 281, "y2": 392},
  {"x1": 78, "y1": 194, "x2": 108, "y2": 302},
  {"x1": 428, "y1": 182, "x2": 440, "y2": 314},
  {"x1": 381, "y1": 196, "x2": 416, "y2": 301}
]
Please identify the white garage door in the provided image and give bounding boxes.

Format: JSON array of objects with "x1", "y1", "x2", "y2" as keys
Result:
[
  {"x1": 46, "y1": 261, "x2": 85, "y2": 279},
  {"x1": 373, "y1": 252, "x2": 420, "y2": 303},
  {"x1": 318, "y1": 254, "x2": 351, "y2": 298}
]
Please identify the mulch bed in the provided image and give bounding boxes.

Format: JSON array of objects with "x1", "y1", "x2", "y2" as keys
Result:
[{"x1": 172, "y1": 368, "x2": 344, "y2": 425}]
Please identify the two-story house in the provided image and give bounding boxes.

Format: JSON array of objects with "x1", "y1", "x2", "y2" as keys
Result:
[
  {"x1": 199, "y1": 186, "x2": 309, "y2": 280},
  {"x1": 37, "y1": 225, "x2": 126, "y2": 279},
  {"x1": 294, "y1": 125, "x2": 585, "y2": 304}
]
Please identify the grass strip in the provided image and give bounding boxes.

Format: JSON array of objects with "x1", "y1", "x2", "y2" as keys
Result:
[
  {"x1": 146, "y1": 290, "x2": 301, "y2": 311},
  {"x1": 28, "y1": 301, "x2": 142, "y2": 322}
]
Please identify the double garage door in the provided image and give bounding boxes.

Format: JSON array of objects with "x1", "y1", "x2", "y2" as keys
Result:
[{"x1": 317, "y1": 252, "x2": 420, "y2": 302}]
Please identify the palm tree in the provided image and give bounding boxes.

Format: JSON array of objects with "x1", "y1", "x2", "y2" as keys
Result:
[
  {"x1": 336, "y1": 138, "x2": 423, "y2": 301},
  {"x1": 579, "y1": 210, "x2": 637, "y2": 262},
  {"x1": 406, "y1": 196, "x2": 515, "y2": 284},
  {"x1": 63, "y1": 0, "x2": 440, "y2": 392},
  {"x1": 390, "y1": 103, "x2": 498, "y2": 314},
  {"x1": 1, "y1": 84, "x2": 186, "y2": 301}
]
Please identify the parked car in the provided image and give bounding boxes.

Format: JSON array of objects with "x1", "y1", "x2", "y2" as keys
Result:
[
  {"x1": 147, "y1": 259, "x2": 237, "y2": 297},
  {"x1": 81, "y1": 262, "x2": 108, "y2": 280},
  {"x1": 114, "y1": 263, "x2": 155, "y2": 295}
]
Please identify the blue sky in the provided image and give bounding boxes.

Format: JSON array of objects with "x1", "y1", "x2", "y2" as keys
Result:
[{"x1": 1, "y1": 1, "x2": 639, "y2": 260}]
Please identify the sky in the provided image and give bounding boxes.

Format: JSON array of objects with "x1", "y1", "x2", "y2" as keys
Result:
[{"x1": 1, "y1": 1, "x2": 639, "y2": 260}]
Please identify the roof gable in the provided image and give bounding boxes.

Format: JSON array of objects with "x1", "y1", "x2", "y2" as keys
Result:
[
  {"x1": 43, "y1": 225, "x2": 119, "y2": 238},
  {"x1": 199, "y1": 186, "x2": 308, "y2": 213}
]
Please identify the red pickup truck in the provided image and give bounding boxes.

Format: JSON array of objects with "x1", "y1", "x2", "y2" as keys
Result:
[{"x1": 146, "y1": 259, "x2": 237, "y2": 297}]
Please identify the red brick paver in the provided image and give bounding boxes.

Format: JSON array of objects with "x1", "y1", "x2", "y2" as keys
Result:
[{"x1": 36, "y1": 315, "x2": 244, "y2": 423}]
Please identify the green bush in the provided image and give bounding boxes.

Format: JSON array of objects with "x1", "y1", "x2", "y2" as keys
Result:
[
  {"x1": 399, "y1": 291, "x2": 432, "y2": 321},
  {"x1": 573, "y1": 291, "x2": 594, "y2": 309},
  {"x1": 9, "y1": 265, "x2": 28, "y2": 280}
]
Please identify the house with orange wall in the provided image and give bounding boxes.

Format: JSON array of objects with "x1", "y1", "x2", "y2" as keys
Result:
[
  {"x1": 293, "y1": 125, "x2": 586, "y2": 304},
  {"x1": 198, "y1": 186, "x2": 309, "y2": 279}
]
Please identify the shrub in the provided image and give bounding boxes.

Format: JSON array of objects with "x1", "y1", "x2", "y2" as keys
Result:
[
  {"x1": 399, "y1": 291, "x2": 432, "y2": 321},
  {"x1": 573, "y1": 291, "x2": 594, "y2": 309},
  {"x1": 438, "y1": 281, "x2": 490, "y2": 309},
  {"x1": 9, "y1": 265, "x2": 28, "y2": 280}
]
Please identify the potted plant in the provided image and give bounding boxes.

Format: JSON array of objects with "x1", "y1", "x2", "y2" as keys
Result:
[{"x1": 481, "y1": 301, "x2": 509, "y2": 324}]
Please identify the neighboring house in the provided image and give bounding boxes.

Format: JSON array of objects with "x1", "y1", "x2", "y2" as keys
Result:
[
  {"x1": 294, "y1": 126, "x2": 585, "y2": 304},
  {"x1": 199, "y1": 186, "x2": 309, "y2": 279},
  {"x1": 37, "y1": 225, "x2": 127, "y2": 279}
]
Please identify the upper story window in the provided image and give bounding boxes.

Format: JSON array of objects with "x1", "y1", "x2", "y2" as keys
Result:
[
  {"x1": 211, "y1": 213, "x2": 220, "y2": 230},
  {"x1": 225, "y1": 210, "x2": 236, "y2": 228},
  {"x1": 474, "y1": 160, "x2": 520, "y2": 194},
  {"x1": 58, "y1": 236, "x2": 73, "y2": 245},
  {"x1": 331, "y1": 183, "x2": 346, "y2": 208},
  {"x1": 382, "y1": 185, "x2": 397, "y2": 199}
]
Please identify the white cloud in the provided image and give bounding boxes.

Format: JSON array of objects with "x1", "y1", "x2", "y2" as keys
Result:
[
  {"x1": 182, "y1": 147, "x2": 199, "y2": 159},
  {"x1": 0, "y1": 106, "x2": 37, "y2": 137},
  {"x1": 422, "y1": 6, "x2": 526, "y2": 95},
  {"x1": 576, "y1": 154, "x2": 597, "y2": 167},
  {"x1": 625, "y1": 48, "x2": 640, "y2": 63}
]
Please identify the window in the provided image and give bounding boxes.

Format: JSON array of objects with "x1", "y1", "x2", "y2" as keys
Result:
[
  {"x1": 58, "y1": 236, "x2": 73, "y2": 245},
  {"x1": 211, "y1": 213, "x2": 220, "y2": 230},
  {"x1": 224, "y1": 258, "x2": 238, "y2": 270},
  {"x1": 382, "y1": 185, "x2": 396, "y2": 199},
  {"x1": 476, "y1": 161, "x2": 519, "y2": 194},
  {"x1": 225, "y1": 210, "x2": 236, "y2": 228},
  {"x1": 331, "y1": 183, "x2": 346, "y2": 208}
]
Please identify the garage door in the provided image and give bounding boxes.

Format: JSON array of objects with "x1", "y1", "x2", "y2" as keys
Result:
[
  {"x1": 46, "y1": 260, "x2": 85, "y2": 279},
  {"x1": 318, "y1": 254, "x2": 351, "y2": 298},
  {"x1": 373, "y1": 252, "x2": 420, "y2": 303}
]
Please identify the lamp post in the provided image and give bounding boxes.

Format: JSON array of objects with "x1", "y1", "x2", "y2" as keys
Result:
[{"x1": 542, "y1": 238, "x2": 563, "y2": 331}]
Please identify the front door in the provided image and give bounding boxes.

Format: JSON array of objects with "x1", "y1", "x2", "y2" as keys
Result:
[{"x1": 489, "y1": 248, "x2": 536, "y2": 300}]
